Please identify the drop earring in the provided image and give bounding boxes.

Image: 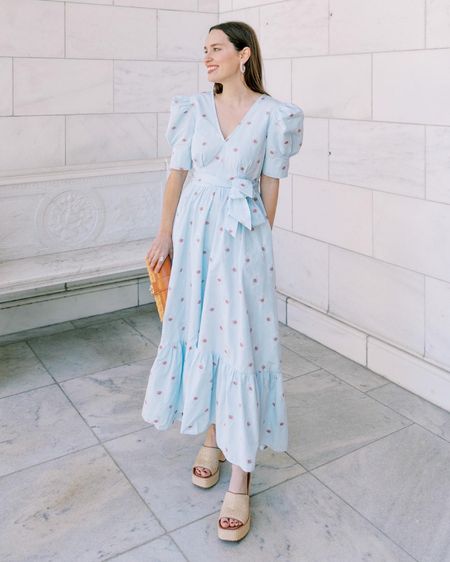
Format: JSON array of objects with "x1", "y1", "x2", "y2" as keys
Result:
[{"x1": 240, "y1": 61, "x2": 246, "y2": 73}]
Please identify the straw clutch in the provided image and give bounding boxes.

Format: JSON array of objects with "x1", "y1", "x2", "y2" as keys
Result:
[{"x1": 145, "y1": 255, "x2": 172, "y2": 321}]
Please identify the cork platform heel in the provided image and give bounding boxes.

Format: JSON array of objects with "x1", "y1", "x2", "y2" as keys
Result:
[
  {"x1": 217, "y1": 471, "x2": 252, "y2": 541},
  {"x1": 192, "y1": 445, "x2": 227, "y2": 489}
]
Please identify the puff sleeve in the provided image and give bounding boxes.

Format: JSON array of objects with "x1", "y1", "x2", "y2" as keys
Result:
[
  {"x1": 261, "y1": 101, "x2": 304, "y2": 179},
  {"x1": 165, "y1": 94, "x2": 195, "y2": 171}
]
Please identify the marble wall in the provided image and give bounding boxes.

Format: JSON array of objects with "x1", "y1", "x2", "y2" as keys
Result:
[
  {"x1": 0, "y1": 0, "x2": 218, "y2": 172},
  {"x1": 0, "y1": 0, "x2": 218, "y2": 335}
]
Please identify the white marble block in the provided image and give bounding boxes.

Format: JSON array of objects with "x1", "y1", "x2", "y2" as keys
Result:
[
  {"x1": 289, "y1": 117, "x2": 328, "y2": 181},
  {"x1": 157, "y1": 10, "x2": 218, "y2": 61},
  {"x1": 66, "y1": 3, "x2": 157, "y2": 60},
  {"x1": 292, "y1": 175, "x2": 372, "y2": 255},
  {"x1": 66, "y1": 114, "x2": 158, "y2": 165},
  {"x1": 329, "y1": 120, "x2": 425, "y2": 197},
  {"x1": 114, "y1": 61, "x2": 197, "y2": 113},
  {"x1": 426, "y1": 0, "x2": 450, "y2": 48},
  {"x1": 260, "y1": 0, "x2": 328, "y2": 58},
  {"x1": 329, "y1": 0, "x2": 424, "y2": 53},
  {"x1": 329, "y1": 246, "x2": 425, "y2": 355},
  {"x1": 425, "y1": 277, "x2": 450, "y2": 369},
  {"x1": 426, "y1": 126, "x2": 450, "y2": 204},
  {"x1": 373, "y1": 192, "x2": 450, "y2": 283},
  {"x1": 292, "y1": 54, "x2": 371, "y2": 119},
  {"x1": 0, "y1": 116, "x2": 65, "y2": 173},
  {"x1": 0, "y1": 58, "x2": 12, "y2": 115},
  {"x1": 14, "y1": 58, "x2": 113, "y2": 115},
  {"x1": 273, "y1": 175, "x2": 292, "y2": 230},
  {"x1": 373, "y1": 49, "x2": 450, "y2": 126},
  {"x1": 0, "y1": 0, "x2": 64, "y2": 58},
  {"x1": 273, "y1": 227, "x2": 328, "y2": 312}
]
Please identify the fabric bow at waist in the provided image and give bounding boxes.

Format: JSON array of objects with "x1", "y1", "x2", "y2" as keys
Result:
[{"x1": 191, "y1": 171, "x2": 268, "y2": 238}]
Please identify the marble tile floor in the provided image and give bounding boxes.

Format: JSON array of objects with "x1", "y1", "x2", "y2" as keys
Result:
[{"x1": 0, "y1": 303, "x2": 449, "y2": 562}]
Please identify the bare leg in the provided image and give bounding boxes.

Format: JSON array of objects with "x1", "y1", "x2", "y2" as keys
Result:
[
  {"x1": 219, "y1": 463, "x2": 250, "y2": 530},
  {"x1": 193, "y1": 423, "x2": 218, "y2": 478}
]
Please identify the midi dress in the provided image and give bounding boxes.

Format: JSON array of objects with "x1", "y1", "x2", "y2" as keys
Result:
[{"x1": 142, "y1": 89, "x2": 304, "y2": 472}]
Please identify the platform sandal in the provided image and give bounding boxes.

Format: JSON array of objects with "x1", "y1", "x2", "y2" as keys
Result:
[
  {"x1": 217, "y1": 471, "x2": 252, "y2": 541},
  {"x1": 192, "y1": 445, "x2": 226, "y2": 488}
]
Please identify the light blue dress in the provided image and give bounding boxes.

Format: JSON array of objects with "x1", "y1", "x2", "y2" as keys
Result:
[{"x1": 142, "y1": 89, "x2": 304, "y2": 472}]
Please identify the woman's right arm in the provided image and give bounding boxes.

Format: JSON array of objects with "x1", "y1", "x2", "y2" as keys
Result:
[{"x1": 146, "y1": 169, "x2": 189, "y2": 272}]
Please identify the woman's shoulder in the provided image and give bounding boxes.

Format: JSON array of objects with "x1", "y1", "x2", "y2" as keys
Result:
[
  {"x1": 169, "y1": 92, "x2": 211, "y2": 111},
  {"x1": 263, "y1": 94, "x2": 304, "y2": 118},
  {"x1": 169, "y1": 92, "x2": 197, "y2": 106}
]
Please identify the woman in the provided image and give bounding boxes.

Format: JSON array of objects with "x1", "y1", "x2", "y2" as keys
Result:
[{"x1": 142, "y1": 21, "x2": 304, "y2": 541}]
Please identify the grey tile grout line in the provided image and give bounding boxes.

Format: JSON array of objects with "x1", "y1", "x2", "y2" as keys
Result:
[
  {"x1": 23, "y1": 325, "x2": 157, "y2": 380},
  {"x1": 146, "y1": 421, "x2": 428, "y2": 554},
  {"x1": 0, "y1": 356, "x2": 156, "y2": 402},
  {"x1": 0, "y1": 415, "x2": 308, "y2": 557},
  {"x1": 0, "y1": 404, "x2": 409, "y2": 486},
  {"x1": 308, "y1": 470, "x2": 422, "y2": 562},
  {"x1": 282, "y1": 333, "x2": 450, "y2": 437},
  {"x1": 0, "y1": 381, "x2": 57, "y2": 402},
  {"x1": 121, "y1": 316, "x2": 162, "y2": 348},
  {"x1": 3, "y1": 303, "x2": 408, "y2": 398},
  {"x1": 163, "y1": 472, "x2": 312, "y2": 536},
  {"x1": 285, "y1": 358, "x2": 450, "y2": 443},
  {"x1": 0, "y1": 303, "x2": 154, "y2": 335},
  {"x1": 360, "y1": 391, "x2": 450, "y2": 446},
  {"x1": 0, "y1": 337, "x2": 320, "y2": 402},
  {"x1": 282, "y1": 366, "x2": 322, "y2": 382},
  {"x1": 0, "y1": 435, "x2": 102, "y2": 482},
  {"x1": 279, "y1": 342, "x2": 450, "y2": 442},
  {"x1": 0, "y1": 392, "x2": 170, "y2": 541},
  {"x1": 2, "y1": 419, "x2": 418, "y2": 562},
  {"x1": 0, "y1": 423, "x2": 155, "y2": 481},
  {"x1": 301, "y1": 423, "x2": 415, "y2": 475},
  {"x1": 282, "y1": 428, "x2": 422, "y2": 560},
  {"x1": 278, "y1": 294, "x2": 450, "y2": 374},
  {"x1": 103, "y1": 534, "x2": 190, "y2": 562},
  {"x1": 99, "y1": 443, "x2": 170, "y2": 541},
  {"x1": 284, "y1": 353, "x2": 390, "y2": 394},
  {"x1": 0, "y1": 317, "x2": 135, "y2": 347}
]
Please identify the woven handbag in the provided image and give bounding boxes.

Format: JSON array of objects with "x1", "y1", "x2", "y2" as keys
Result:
[{"x1": 145, "y1": 254, "x2": 172, "y2": 321}]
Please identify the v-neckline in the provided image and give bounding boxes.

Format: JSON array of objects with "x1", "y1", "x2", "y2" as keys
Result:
[{"x1": 210, "y1": 90, "x2": 265, "y2": 143}]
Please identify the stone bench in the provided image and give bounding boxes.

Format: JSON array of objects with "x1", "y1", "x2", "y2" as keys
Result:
[{"x1": 0, "y1": 160, "x2": 174, "y2": 336}]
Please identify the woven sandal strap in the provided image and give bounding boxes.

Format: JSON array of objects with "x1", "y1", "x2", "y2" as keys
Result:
[
  {"x1": 193, "y1": 446, "x2": 221, "y2": 471},
  {"x1": 219, "y1": 491, "x2": 249, "y2": 522}
]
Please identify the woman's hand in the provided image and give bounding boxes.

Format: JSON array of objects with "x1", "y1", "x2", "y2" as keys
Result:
[{"x1": 146, "y1": 231, "x2": 173, "y2": 273}]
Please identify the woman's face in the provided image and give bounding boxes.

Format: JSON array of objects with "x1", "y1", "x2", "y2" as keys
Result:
[{"x1": 203, "y1": 29, "x2": 247, "y2": 83}]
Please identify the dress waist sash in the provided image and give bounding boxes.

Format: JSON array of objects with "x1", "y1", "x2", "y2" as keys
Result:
[{"x1": 190, "y1": 170, "x2": 266, "y2": 238}]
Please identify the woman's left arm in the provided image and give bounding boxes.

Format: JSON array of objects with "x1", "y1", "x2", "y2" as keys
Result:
[{"x1": 260, "y1": 174, "x2": 280, "y2": 229}]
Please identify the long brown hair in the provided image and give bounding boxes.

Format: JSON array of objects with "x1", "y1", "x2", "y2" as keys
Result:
[{"x1": 208, "y1": 21, "x2": 270, "y2": 97}]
